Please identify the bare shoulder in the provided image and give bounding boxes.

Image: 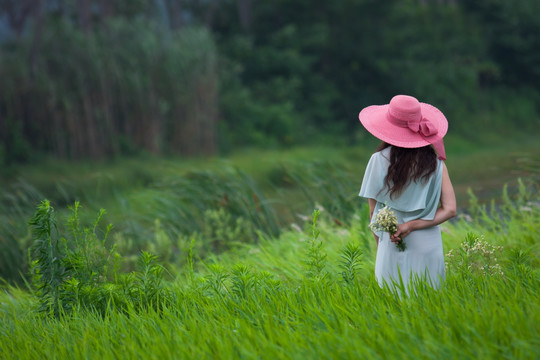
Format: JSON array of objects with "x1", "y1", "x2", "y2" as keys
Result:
[
  {"x1": 441, "y1": 161, "x2": 450, "y2": 175},
  {"x1": 441, "y1": 161, "x2": 454, "y2": 185}
]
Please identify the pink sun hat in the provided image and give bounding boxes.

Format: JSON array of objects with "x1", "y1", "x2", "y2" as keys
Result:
[{"x1": 358, "y1": 95, "x2": 448, "y2": 160}]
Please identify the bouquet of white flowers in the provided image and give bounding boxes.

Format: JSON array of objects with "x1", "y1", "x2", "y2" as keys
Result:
[{"x1": 369, "y1": 205, "x2": 406, "y2": 251}]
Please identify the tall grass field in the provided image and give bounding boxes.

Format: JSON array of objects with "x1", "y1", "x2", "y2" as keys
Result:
[{"x1": 1, "y1": 175, "x2": 539, "y2": 359}]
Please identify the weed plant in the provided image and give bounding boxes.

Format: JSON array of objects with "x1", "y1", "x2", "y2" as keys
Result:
[{"x1": 28, "y1": 200, "x2": 171, "y2": 316}]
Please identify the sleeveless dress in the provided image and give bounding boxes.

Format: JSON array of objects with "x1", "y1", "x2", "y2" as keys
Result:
[{"x1": 359, "y1": 147, "x2": 445, "y2": 293}]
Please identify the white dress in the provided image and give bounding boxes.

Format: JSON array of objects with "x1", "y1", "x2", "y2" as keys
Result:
[{"x1": 359, "y1": 147, "x2": 445, "y2": 293}]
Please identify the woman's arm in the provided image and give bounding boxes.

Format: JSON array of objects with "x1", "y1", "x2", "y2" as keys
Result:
[
  {"x1": 391, "y1": 163, "x2": 456, "y2": 242},
  {"x1": 368, "y1": 198, "x2": 380, "y2": 246}
]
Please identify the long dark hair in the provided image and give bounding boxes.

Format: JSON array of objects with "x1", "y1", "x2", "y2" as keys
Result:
[{"x1": 376, "y1": 142, "x2": 438, "y2": 199}]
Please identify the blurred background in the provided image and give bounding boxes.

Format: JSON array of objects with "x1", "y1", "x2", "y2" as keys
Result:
[
  {"x1": 1, "y1": 0, "x2": 539, "y2": 162},
  {"x1": 0, "y1": 0, "x2": 539, "y2": 284}
]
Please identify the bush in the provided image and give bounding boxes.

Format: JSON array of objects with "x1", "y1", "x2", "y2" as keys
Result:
[{"x1": 28, "y1": 200, "x2": 171, "y2": 316}]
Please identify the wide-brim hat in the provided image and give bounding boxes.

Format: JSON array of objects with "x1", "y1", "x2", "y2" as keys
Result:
[{"x1": 359, "y1": 95, "x2": 448, "y2": 160}]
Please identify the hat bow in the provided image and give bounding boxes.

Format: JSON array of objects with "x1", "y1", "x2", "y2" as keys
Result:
[{"x1": 408, "y1": 117, "x2": 438, "y2": 138}]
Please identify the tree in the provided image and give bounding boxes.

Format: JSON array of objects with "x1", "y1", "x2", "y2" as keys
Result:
[{"x1": 0, "y1": 0, "x2": 34, "y2": 38}]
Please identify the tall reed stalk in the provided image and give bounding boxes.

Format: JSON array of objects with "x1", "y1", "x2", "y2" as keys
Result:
[{"x1": 0, "y1": 19, "x2": 218, "y2": 164}]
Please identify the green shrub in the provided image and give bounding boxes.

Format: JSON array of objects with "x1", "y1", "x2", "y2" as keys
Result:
[
  {"x1": 28, "y1": 200, "x2": 171, "y2": 316},
  {"x1": 29, "y1": 200, "x2": 115, "y2": 315}
]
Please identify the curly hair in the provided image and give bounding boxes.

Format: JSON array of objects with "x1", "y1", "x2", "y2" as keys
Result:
[{"x1": 376, "y1": 142, "x2": 438, "y2": 199}]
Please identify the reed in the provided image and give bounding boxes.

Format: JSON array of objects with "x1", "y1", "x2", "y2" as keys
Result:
[{"x1": 0, "y1": 19, "x2": 218, "y2": 164}]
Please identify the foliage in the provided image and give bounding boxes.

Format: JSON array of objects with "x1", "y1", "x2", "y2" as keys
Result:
[
  {"x1": 2, "y1": 139, "x2": 538, "y2": 285},
  {"x1": 1, "y1": 183, "x2": 539, "y2": 359},
  {"x1": 338, "y1": 242, "x2": 363, "y2": 285},
  {"x1": 303, "y1": 209, "x2": 328, "y2": 281},
  {"x1": 445, "y1": 232, "x2": 504, "y2": 278},
  {"x1": 29, "y1": 200, "x2": 113, "y2": 315},
  {"x1": 136, "y1": 207, "x2": 256, "y2": 271},
  {"x1": 457, "y1": 178, "x2": 540, "y2": 253},
  {"x1": 201, "y1": 207, "x2": 255, "y2": 254},
  {"x1": 117, "y1": 168, "x2": 280, "y2": 260},
  {"x1": 2, "y1": 0, "x2": 540, "y2": 163},
  {"x1": 0, "y1": 18, "x2": 218, "y2": 164},
  {"x1": 28, "y1": 200, "x2": 64, "y2": 315},
  {"x1": 215, "y1": 0, "x2": 540, "y2": 143},
  {"x1": 0, "y1": 180, "x2": 42, "y2": 283},
  {"x1": 271, "y1": 160, "x2": 359, "y2": 225},
  {"x1": 27, "y1": 200, "x2": 171, "y2": 316},
  {"x1": 460, "y1": 0, "x2": 540, "y2": 87}
]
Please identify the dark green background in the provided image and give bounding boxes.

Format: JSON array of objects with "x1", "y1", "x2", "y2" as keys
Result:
[{"x1": 1, "y1": 0, "x2": 539, "y2": 164}]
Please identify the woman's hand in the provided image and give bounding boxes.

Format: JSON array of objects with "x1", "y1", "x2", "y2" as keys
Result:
[{"x1": 391, "y1": 222, "x2": 413, "y2": 243}]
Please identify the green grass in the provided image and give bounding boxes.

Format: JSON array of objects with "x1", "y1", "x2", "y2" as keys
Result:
[
  {"x1": 0, "y1": 133, "x2": 539, "y2": 360},
  {"x1": 2, "y1": 132, "x2": 538, "y2": 207},
  {"x1": 1, "y1": 134, "x2": 539, "y2": 283},
  {"x1": 1, "y1": 186, "x2": 539, "y2": 359}
]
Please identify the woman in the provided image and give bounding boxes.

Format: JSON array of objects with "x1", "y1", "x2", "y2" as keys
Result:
[{"x1": 358, "y1": 95, "x2": 456, "y2": 293}]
